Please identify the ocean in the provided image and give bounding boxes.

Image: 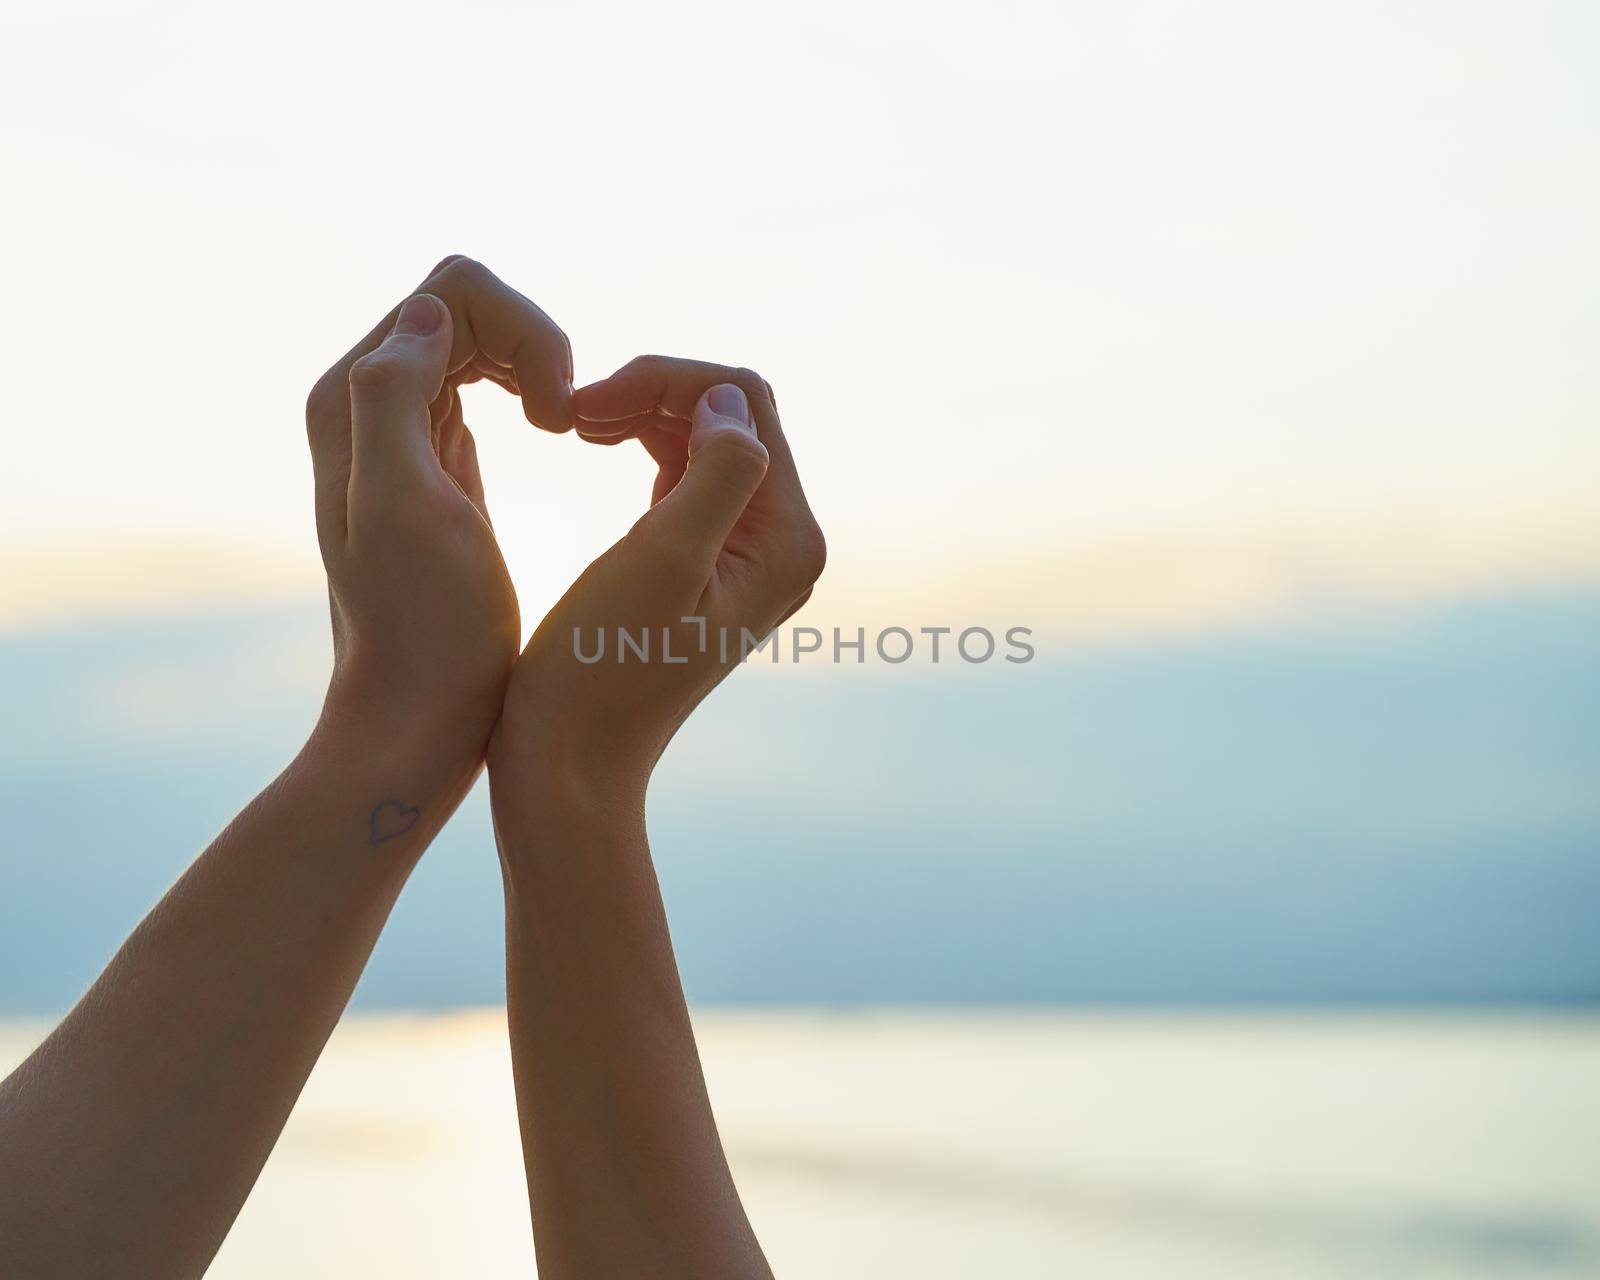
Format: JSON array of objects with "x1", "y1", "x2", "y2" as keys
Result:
[{"x1": 4, "y1": 1010, "x2": 1595, "y2": 1277}]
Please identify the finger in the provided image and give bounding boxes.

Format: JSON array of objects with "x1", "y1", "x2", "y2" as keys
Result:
[
  {"x1": 428, "y1": 258, "x2": 570, "y2": 430},
  {"x1": 582, "y1": 355, "x2": 827, "y2": 602},
  {"x1": 444, "y1": 420, "x2": 490, "y2": 524},
  {"x1": 575, "y1": 411, "x2": 687, "y2": 446},
  {"x1": 436, "y1": 387, "x2": 468, "y2": 478},
  {"x1": 574, "y1": 356, "x2": 802, "y2": 512},
  {"x1": 639, "y1": 384, "x2": 769, "y2": 570},
  {"x1": 309, "y1": 255, "x2": 572, "y2": 446},
  {"x1": 775, "y1": 585, "x2": 814, "y2": 627},
  {"x1": 348, "y1": 294, "x2": 452, "y2": 484},
  {"x1": 470, "y1": 357, "x2": 520, "y2": 396},
  {"x1": 636, "y1": 423, "x2": 689, "y2": 506},
  {"x1": 432, "y1": 385, "x2": 490, "y2": 523},
  {"x1": 429, "y1": 352, "x2": 518, "y2": 432},
  {"x1": 574, "y1": 356, "x2": 773, "y2": 422},
  {"x1": 445, "y1": 356, "x2": 518, "y2": 396}
]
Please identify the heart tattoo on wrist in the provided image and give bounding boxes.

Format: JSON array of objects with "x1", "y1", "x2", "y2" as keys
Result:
[{"x1": 368, "y1": 800, "x2": 422, "y2": 846}]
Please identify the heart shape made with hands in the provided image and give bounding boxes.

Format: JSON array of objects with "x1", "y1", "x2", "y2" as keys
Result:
[
  {"x1": 334, "y1": 256, "x2": 777, "y2": 453},
  {"x1": 368, "y1": 800, "x2": 422, "y2": 846},
  {"x1": 306, "y1": 256, "x2": 821, "y2": 657}
]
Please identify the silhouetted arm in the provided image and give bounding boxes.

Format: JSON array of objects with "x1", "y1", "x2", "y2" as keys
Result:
[
  {"x1": 0, "y1": 258, "x2": 572, "y2": 1278},
  {"x1": 0, "y1": 714, "x2": 477, "y2": 1277},
  {"x1": 492, "y1": 357, "x2": 825, "y2": 1278}
]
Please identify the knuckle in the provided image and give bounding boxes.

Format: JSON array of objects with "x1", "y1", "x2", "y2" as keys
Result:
[
  {"x1": 790, "y1": 519, "x2": 828, "y2": 585},
  {"x1": 348, "y1": 350, "x2": 406, "y2": 394},
  {"x1": 427, "y1": 252, "x2": 468, "y2": 277},
  {"x1": 305, "y1": 365, "x2": 346, "y2": 437},
  {"x1": 731, "y1": 367, "x2": 771, "y2": 402},
  {"x1": 704, "y1": 426, "x2": 769, "y2": 475},
  {"x1": 435, "y1": 255, "x2": 492, "y2": 288}
]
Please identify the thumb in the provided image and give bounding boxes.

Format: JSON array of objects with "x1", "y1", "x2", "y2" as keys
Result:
[
  {"x1": 646, "y1": 383, "x2": 770, "y2": 569},
  {"x1": 348, "y1": 293, "x2": 453, "y2": 482}
]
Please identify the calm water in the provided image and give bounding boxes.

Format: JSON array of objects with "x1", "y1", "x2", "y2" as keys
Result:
[{"x1": 3, "y1": 1011, "x2": 1596, "y2": 1277}]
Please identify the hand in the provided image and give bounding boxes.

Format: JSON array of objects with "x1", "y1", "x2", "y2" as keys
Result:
[
  {"x1": 491, "y1": 357, "x2": 826, "y2": 793},
  {"x1": 490, "y1": 362, "x2": 820, "y2": 1278},
  {"x1": 304, "y1": 256, "x2": 573, "y2": 767}
]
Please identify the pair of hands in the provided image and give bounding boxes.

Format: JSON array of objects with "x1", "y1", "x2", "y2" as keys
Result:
[
  {"x1": 0, "y1": 254, "x2": 816, "y2": 1279},
  {"x1": 304, "y1": 256, "x2": 826, "y2": 804}
]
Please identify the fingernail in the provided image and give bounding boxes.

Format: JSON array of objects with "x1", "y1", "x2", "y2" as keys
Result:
[
  {"x1": 707, "y1": 383, "x2": 750, "y2": 427},
  {"x1": 394, "y1": 294, "x2": 441, "y2": 336}
]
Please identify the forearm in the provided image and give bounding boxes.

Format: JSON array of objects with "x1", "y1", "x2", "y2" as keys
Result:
[
  {"x1": 0, "y1": 701, "x2": 480, "y2": 1279},
  {"x1": 490, "y1": 756, "x2": 771, "y2": 1280}
]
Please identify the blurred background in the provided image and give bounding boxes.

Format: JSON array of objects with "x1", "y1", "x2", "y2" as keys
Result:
[{"x1": 1, "y1": 0, "x2": 1597, "y2": 1275}]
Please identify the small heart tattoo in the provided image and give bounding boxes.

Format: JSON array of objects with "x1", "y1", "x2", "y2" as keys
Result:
[{"x1": 368, "y1": 799, "x2": 421, "y2": 846}]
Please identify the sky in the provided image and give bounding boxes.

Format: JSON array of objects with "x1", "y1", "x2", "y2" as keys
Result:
[
  {"x1": 2, "y1": 0, "x2": 1597, "y2": 639},
  {"x1": 0, "y1": 1, "x2": 1597, "y2": 1009},
  {"x1": 2, "y1": 589, "x2": 1597, "y2": 1011}
]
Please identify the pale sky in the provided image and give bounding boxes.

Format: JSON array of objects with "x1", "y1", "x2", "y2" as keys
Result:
[{"x1": 3, "y1": 0, "x2": 1597, "y2": 637}]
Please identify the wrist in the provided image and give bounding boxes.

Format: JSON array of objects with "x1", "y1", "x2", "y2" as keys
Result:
[
  {"x1": 486, "y1": 737, "x2": 650, "y2": 819},
  {"x1": 486, "y1": 737, "x2": 649, "y2": 874},
  {"x1": 256, "y1": 708, "x2": 482, "y2": 874},
  {"x1": 486, "y1": 684, "x2": 658, "y2": 800},
  {"x1": 305, "y1": 677, "x2": 492, "y2": 847},
  {"x1": 322, "y1": 663, "x2": 500, "y2": 780}
]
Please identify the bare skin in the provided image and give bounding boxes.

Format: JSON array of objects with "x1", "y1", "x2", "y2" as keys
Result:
[
  {"x1": 0, "y1": 258, "x2": 572, "y2": 1276},
  {"x1": 493, "y1": 359, "x2": 824, "y2": 1279},
  {"x1": 0, "y1": 260, "x2": 822, "y2": 1279}
]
